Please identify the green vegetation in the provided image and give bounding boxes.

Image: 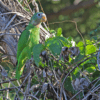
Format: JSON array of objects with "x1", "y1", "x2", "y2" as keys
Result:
[{"x1": 0, "y1": 0, "x2": 100, "y2": 99}]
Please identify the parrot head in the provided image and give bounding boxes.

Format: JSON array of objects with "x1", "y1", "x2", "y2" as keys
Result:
[{"x1": 30, "y1": 12, "x2": 47, "y2": 26}]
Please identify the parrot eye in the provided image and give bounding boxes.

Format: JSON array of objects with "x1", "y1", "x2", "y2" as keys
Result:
[{"x1": 37, "y1": 14, "x2": 41, "y2": 17}]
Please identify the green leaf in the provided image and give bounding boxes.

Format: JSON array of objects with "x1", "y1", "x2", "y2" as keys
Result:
[
  {"x1": 67, "y1": 36, "x2": 74, "y2": 47},
  {"x1": 86, "y1": 45, "x2": 96, "y2": 55},
  {"x1": 33, "y1": 44, "x2": 44, "y2": 66},
  {"x1": 82, "y1": 63, "x2": 94, "y2": 71},
  {"x1": 57, "y1": 37, "x2": 69, "y2": 47},
  {"x1": 86, "y1": 40, "x2": 93, "y2": 45},
  {"x1": 72, "y1": 68, "x2": 80, "y2": 79},
  {"x1": 84, "y1": 57, "x2": 96, "y2": 64},
  {"x1": 64, "y1": 77, "x2": 74, "y2": 94},
  {"x1": 45, "y1": 36, "x2": 74, "y2": 56},
  {"x1": 57, "y1": 28, "x2": 62, "y2": 36},
  {"x1": 39, "y1": 61, "x2": 46, "y2": 68},
  {"x1": 48, "y1": 38, "x2": 62, "y2": 55},
  {"x1": 50, "y1": 30, "x2": 56, "y2": 34},
  {"x1": 45, "y1": 37, "x2": 63, "y2": 55},
  {"x1": 73, "y1": 67, "x2": 80, "y2": 76},
  {"x1": 75, "y1": 54, "x2": 84, "y2": 62},
  {"x1": 77, "y1": 41, "x2": 85, "y2": 54},
  {"x1": 86, "y1": 66, "x2": 96, "y2": 73},
  {"x1": 67, "y1": 36, "x2": 73, "y2": 42},
  {"x1": 72, "y1": 72, "x2": 80, "y2": 80},
  {"x1": 49, "y1": 41, "x2": 61, "y2": 55},
  {"x1": 92, "y1": 70, "x2": 100, "y2": 79}
]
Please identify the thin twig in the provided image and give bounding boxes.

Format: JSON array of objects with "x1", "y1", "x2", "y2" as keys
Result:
[
  {"x1": 32, "y1": 0, "x2": 39, "y2": 12},
  {"x1": 10, "y1": 21, "x2": 28, "y2": 28},
  {"x1": 60, "y1": 84, "x2": 63, "y2": 100},
  {"x1": 4, "y1": 14, "x2": 17, "y2": 30},
  {"x1": 79, "y1": 70, "x2": 91, "y2": 83},
  {"x1": 82, "y1": 86, "x2": 100, "y2": 100},
  {"x1": 24, "y1": 0, "x2": 33, "y2": 15},
  {"x1": 49, "y1": 83, "x2": 59, "y2": 99},
  {"x1": 49, "y1": 20, "x2": 85, "y2": 44},
  {"x1": 27, "y1": 94, "x2": 39, "y2": 100},
  {"x1": 60, "y1": 51, "x2": 98, "y2": 83},
  {"x1": 0, "y1": 12, "x2": 30, "y2": 20},
  {"x1": 0, "y1": 75, "x2": 27, "y2": 84},
  {"x1": 91, "y1": 77, "x2": 100, "y2": 90},
  {"x1": 0, "y1": 1, "x2": 11, "y2": 11},
  {"x1": 0, "y1": 86, "x2": 20, "y2": 91},
  {"x1": 62, "y1": 56, "x2": 92, "y2": 85},
  {"x1": 1, "y1": 39, "x2": 16, "y2": 56},
  {"x1": 34, "y1": 90, "x2": 40, "y2": 96},
  {"x1": 25, "y1": 71, "x2": 31, "y2": 97},
  {"x1": 63, "y1": 90, "x2": 68, "y2": 100},
  {"x1": 0, "y1": 33, "x2": 20, "y2": 36},
  {"x1": 6, "y1": 83, "x2": 10, "y2": 99},
  {"x1": 70, "y1": 90, "x2": 82, "y2": 100},
  {"x1": 16, "y1": 0, "x2": 31, "y2": 17},
  {"x1": 97, "y1": 47, "x2": 100, "y2": 70},
  {"x1": 6, "y1": 77, "x2": 24, "y2": 94},
  {"x1": 0, "y1": 94, "x2": 9, "y2": 100},
  {"x1": 37, "y1": 0, "x2": 44, "y2": 13},
  {"x1": 43, "y1": 22, "x2": 50, "y2": 33},
  {"x1": 37, "y1": 0, "x2": 50, "y2": 31},
  {"x1": 16, "y1": 72, "x2": 31, "y2": 95}
]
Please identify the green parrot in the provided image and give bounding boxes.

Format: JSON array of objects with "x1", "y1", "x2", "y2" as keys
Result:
[{"x1": 16, "y1": 12, "x2": 47, "y2": 79}]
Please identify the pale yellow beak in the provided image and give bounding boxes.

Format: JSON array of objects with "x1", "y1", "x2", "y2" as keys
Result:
[{"x1": 41, "y1": 13, "x2": 47, "y2": 22}]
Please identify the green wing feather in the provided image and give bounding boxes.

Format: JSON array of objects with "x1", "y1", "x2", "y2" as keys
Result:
[
  {"x1": 16, "y1": 46, "x2": 31, "y2": 79},
  {"x1": 16, "y1": 25, "x2": 40, "y2": 79},
  {"x1": 17, "y1": 24, "x2": 35, "y2": 60}
]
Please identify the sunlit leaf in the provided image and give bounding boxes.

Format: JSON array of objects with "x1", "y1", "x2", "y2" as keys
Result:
[
  {"x1": 86, "y1": 45, "x2": 96, "y2": 55},
  {"x1": 86, "y1": 66, "x2": 96, "y2": 73},
  {"x1": 57, "y1": 28, "x2": 62, "y2": 36}
]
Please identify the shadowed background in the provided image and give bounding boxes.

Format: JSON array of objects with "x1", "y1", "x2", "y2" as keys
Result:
[{"x1": 32, "y1": 0, "x2": 100, "y2": 42}]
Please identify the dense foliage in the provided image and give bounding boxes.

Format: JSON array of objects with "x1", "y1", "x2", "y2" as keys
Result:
[{"x1": 33, "y1": 27, "x2": 99, "y2": 97}]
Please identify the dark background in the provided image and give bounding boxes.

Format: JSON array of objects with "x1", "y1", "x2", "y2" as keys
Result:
[{"x1": 36, "y1": 0, "x2": 100, "y2": 42}]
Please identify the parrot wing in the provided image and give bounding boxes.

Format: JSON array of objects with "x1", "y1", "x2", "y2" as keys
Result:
[
  {"x1": 16, "y1": 46, "x2": 31, "y2": 79},
  {"x1": 17, "y1": 24, "x2": 34, "y2": 60}
]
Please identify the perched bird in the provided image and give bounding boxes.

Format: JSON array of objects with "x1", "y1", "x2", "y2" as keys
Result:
[{"x1": 16, "y1": 12, "x2": 47, "y2": 79}]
